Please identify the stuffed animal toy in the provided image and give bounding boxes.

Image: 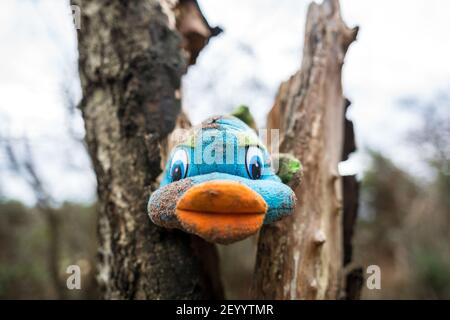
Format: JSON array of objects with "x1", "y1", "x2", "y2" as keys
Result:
[{"x1": 148, "y1": 108, "x2": 301, "y2": 244}]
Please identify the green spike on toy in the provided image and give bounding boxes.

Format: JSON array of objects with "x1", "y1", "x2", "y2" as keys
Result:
[
  {"x1": 273, "y1": 153, "x2": 303, "y2": 188},
  {"x1": 231, "y1": 105, "x2": 257, "y2": 130}
]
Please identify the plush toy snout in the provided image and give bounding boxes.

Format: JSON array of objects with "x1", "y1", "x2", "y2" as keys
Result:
[{"x1": 176, "y1": 180, "x2": 267, "y2": 244}]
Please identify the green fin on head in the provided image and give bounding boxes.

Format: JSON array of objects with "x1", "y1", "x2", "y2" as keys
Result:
[
  {"x1": 273, "y1": 153, "x2": 303, "y2": 188},
  {"x1": 231, "y1": 105, "x2": 257, "y2": 130}
]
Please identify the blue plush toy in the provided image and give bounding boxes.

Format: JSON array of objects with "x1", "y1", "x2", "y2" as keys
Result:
[{"x1": 148, "y1": 109, "x2": 301, "y2": 244}]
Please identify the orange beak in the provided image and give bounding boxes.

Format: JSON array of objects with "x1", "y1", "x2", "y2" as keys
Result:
[{"x1": 176, "y1": 180, "x2": 268, "y2": 244}]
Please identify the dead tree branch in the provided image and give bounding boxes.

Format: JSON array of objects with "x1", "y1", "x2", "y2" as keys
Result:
[{"x1": 252, "y1": 0, "x2": 359, "y2": 299}]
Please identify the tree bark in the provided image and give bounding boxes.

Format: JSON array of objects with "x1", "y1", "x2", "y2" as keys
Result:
[
  {"x1": 75, "y1": 0, "x2": 222, "y2": 299},
  {"x1": 252, "y1": 0, "x2": 358, "y2": 299}
]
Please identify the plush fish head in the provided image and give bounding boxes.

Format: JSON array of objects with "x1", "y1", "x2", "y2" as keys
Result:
[{"x1": 148, "y1": 115, "x2": 297, "y2": 244}]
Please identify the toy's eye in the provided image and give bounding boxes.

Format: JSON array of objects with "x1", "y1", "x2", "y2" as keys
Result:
[
  {"x1": 245, "y1": 146, "x2": 264, "y2": 180},
  {"x1": 170, "y1": 149, "x2": 189, "y2": 182}
]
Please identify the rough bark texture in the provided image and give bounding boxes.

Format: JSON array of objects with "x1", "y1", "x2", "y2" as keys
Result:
[
  {"x1": 175, "y1": 0, "x2": 222, "y2": 65},
  {"x1": 252, "y1": 0, "x2": 358, "y2": 299},
  {"x1": 344, "y1": 267, "x2": 363, "y2": 300},
  {"x1": 343, "y1": 174, "x2": 359, "y2": 266},
  {"x1": 75, "y1": 0, "x2": 222, "y2": 299}
]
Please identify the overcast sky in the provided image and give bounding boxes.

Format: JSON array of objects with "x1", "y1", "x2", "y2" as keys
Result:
[{"x1": 0, "y1": 0, "x2": 449, "y2": 204}]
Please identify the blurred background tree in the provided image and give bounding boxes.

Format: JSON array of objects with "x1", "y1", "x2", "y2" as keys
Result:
[
  {"x1": 355, "y1": 92, "x2": 450, "y2": 299},
  {"x1": 0, "y1": 201, "x2": 98, "y2": 299}
]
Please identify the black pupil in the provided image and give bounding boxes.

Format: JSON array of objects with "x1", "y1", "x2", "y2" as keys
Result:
[
  {"x1": 251, "y1": 161, "x2": 261, "y2": 179},
  {"x1": 171, "y1": 165, "x2": 182, "y2": 181}
]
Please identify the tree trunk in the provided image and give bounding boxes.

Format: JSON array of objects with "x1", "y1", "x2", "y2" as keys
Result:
[
  {"x1": 252, "y1": 0, "x2": 359, "y2": 299},
  {"x1": 75, "y1": 0, "x2": 222, "y2": 299}
]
